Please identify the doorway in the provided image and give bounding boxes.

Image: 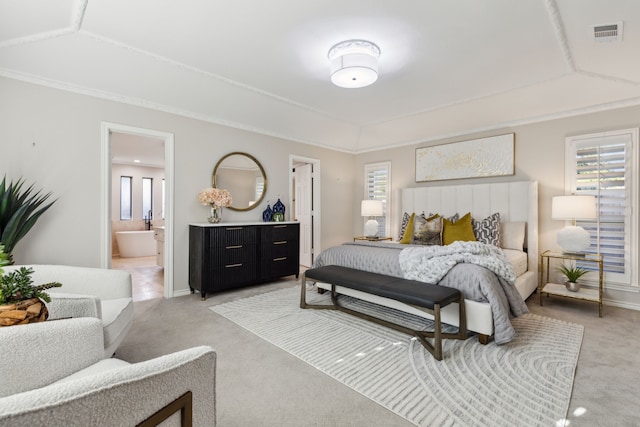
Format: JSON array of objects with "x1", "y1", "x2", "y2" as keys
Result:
[
  {"x1": 101, "y1": 122, "x2": 175, "y2": 299},
  {"x1": 289, "y1": 155, "x2": 321, "y2": 267}
]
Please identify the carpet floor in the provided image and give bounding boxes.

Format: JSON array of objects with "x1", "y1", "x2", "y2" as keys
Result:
[{"x1": 211, "y1": 286, "x2": 584, "y2": 427}]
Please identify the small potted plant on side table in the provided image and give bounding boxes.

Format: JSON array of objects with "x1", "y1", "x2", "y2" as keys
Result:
[{"x1": 557, "y1": 263, "x2": 589, "y2": 292}]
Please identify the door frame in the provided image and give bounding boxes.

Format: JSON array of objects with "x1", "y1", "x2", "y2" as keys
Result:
[
  {"x1": 100, "y1": 122, "x2": 175, "y2": 298},
  {"x1": 289, "y1": 155, "x2": 321, "y2": 265}
]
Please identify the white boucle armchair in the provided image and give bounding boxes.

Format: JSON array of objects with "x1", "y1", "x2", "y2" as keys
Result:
[
  {"x1": 0, "y1": 318, "x2": 217, "y2": 426},
  {"x1": 3, "y1": 264, "x2": 134, "y2": 357}
]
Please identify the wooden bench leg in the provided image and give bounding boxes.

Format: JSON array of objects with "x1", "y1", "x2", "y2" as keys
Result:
[
  {"x1": 414, "y1": 294, "x2": 467, "y2": 361},
  {"x1": 300, "y1": 272, "x2": 338, "y2": 311}
]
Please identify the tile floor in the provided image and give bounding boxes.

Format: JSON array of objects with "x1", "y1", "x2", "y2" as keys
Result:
[{"x1": 111, "y1": 256, "x2": 164, "y2": 302}]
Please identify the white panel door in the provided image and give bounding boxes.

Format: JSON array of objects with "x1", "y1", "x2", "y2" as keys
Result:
[{"x1": 295, "y1": 163, "x2": 313, "y2": 267}]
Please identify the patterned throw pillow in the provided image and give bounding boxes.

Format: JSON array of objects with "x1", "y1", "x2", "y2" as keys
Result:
[
  {"x1": 399, "y1": 213, "x2": 415, "y2": 244},
  {"x1": 398, "y1": 212, "x2": 411, "y2": 241},
  {"x1": 412, "y1": 214, "x2": 443, "y2": 245},
  {"x1": 472, "y1": 212, "x2": 501, "y2": 246}
]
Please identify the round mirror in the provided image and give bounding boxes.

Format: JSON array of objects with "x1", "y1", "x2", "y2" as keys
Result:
[{"x1": 212, "y1": 152, "x2": 267, "y2": 211}]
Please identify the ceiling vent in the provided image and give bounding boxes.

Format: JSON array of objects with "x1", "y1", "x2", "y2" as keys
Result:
[{"x1": 593, "y1": 22, "x2": 623, "y2": 43}]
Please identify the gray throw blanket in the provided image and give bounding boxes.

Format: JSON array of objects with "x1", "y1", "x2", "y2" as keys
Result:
[
  {"x1": 314, "y1": 241, "x2": 528, "y2": 344},
  {"x1": 399, "y1": 241, "x2": 516, "y2": 285},
  {"x1": 399, "y1": 241, "x2": 527, "y2": 344}
]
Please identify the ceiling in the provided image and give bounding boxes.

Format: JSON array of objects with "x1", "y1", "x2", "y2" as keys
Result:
[
  {"x1": 111, "y1": 132, "x2": 164, "y2": 168},
  {"x1": 2, "y1": 1, "x2": 640, "y2": 155}
]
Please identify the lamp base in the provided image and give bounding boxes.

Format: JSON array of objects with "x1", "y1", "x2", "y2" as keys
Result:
[
  {"x1": 557, "y1": 225, "x2": 591, "y2": 253},
  {"x1": 364, "y1": 219, "x2": 379, "y2": 238}
]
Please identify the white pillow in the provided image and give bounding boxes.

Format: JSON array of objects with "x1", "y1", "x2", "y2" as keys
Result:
[{"x1": 500, "y1": 222, "x2": 526, "y2": 251}]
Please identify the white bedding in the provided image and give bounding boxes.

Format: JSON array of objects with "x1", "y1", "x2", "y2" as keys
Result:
[{"x1": 502, "y1": 249, "x2": 528, "y2": 277}]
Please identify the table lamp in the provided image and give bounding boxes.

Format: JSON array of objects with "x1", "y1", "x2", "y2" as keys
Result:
[
  {"x1": 361, "y1": 200, "x2": 383, "y2": 238},
  {"x1": 552, "y1": 195, "x2": 597, "y2": 253}
]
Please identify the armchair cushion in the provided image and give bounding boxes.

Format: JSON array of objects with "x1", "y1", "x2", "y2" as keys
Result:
[
  {"x1": 0, "y1": 318, "x2": 104, "y2": 398},
  {"x1": 101, "y1": 297, "x2": 134, "y2": 357},
  {"x1": 46, "y1": 292, "x2": 101, "y2": 319}
]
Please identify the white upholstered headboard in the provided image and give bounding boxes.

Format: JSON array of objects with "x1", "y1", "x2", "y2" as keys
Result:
[{"x1": 401, "y1": 181, "x2": 538, "y2": 272}]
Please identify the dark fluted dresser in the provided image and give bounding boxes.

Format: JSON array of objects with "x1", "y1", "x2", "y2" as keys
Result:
[{"x1": 189, "y1": 222, "x2": 300, "y2": 299}]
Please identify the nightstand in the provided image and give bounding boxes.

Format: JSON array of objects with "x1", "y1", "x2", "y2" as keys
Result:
[
  {"x1": 539, "y1": 250, "x2": 603, "y2": 317},
  {"x1": 353, "y1": 236, "x2": 393, "y2": 242}
]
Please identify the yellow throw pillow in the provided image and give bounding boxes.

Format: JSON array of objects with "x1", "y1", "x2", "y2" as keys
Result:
[
  {"x1": 399, "y1": 213, "x2": 415, "y2": 244},
  {"x1": 442, "y1": 212, "x2": 476, "y2": 245}
]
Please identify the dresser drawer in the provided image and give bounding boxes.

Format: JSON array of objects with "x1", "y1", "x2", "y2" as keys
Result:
[
  {"x1": 269, "y1": 242, "x2": 295, "y2": 259},
  {"x1": 222, "y1": 244, "x2": 255, "y2": 267},
  {"x1": 269, "y1": 224, "x2": 298, "y2": 242},
  {"x1": 265, "y1": 256, "x2": 299, "y2": 279},
  {"x1": 211, "y1": 226, "x2": 257, "y2": 246},
  {"x1": 221, "y1": 261, "x2": 257, "y2": 285}
]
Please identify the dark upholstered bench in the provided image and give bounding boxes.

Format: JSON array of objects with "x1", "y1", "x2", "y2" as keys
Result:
[{"x1": 300, "y1": 265, "x2": 467, "y2": 361}]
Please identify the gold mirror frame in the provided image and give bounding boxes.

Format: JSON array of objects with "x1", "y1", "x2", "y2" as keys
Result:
[{"x1": 212, "y1": 152, "x2": 267, "y2": 212}]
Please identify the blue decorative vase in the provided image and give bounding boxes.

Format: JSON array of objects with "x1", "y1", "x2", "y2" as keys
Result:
[
  {"x1": 262, "y1": 202, "x2": 273, "y2": 222},
  {"x1": 273, "y1": 198, "x2": 285, "y2": 217}
]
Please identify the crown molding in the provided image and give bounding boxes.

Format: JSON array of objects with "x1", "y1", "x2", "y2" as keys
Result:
[
  {"x1": 0, "y1": 68, "x2": 356, "y2": 154},
  {"x1": 3, "y1": 66, "x2": 640, "y2": 156},
  {"x1": 355, "y1": 95, "x2": 640, "y2": 154}
]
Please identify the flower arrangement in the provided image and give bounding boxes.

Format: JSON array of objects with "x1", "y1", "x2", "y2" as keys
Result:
[{"x1": 198, "y1": 188, "x2": 232, "y2": 208}]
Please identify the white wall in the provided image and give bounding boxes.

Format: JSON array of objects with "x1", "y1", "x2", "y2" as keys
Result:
[
  {"x1": 5, "y1": 74, "x2": 638, "y2": 309},
  {"x1": 355, "y1": 105, "x2": 640, "y2": 310},
  {"x1": 0, "y1": 77, "x2": 355, "y2": 295}
]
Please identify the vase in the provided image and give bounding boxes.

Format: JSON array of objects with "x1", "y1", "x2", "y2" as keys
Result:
[
  {"x1": 273, "y1": 198, "x2": 285, "y2": 216},
  {"x1": 208, "y1": 206, "x2": 221, "y2": 224},
  {"x1": 262, "y1": 203, "x2": 273, "y2": 222},
  {"x1": 564, "y1": 281, "x2": 580, "y2": 292}
]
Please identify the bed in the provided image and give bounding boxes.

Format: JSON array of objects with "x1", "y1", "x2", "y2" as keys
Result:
[{"x1": 312, "y1": 181, "x2": 539, "y2": 344}]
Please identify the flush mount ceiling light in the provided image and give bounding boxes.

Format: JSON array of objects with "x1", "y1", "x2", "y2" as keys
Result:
[{"x1": 328, "y1": 39, "x2": 380, "y2": 88}]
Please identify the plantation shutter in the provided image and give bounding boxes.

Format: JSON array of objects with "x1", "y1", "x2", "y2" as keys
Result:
[
  {"x1": 567, "y1": 129, "x2": 637, "y2": 286},
  {"x1": 364, "y1": 162, "x2": 391, "y2": 237}
]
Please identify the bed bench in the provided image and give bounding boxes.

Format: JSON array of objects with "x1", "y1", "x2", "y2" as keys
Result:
[{"x1": 300, "y1": 265, "x2": 468, "y2": 361}]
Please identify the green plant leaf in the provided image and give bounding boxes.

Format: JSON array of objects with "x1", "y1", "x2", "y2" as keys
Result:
[{"x1": 0, "y1": 176, "x2": 56, "y2": 263}]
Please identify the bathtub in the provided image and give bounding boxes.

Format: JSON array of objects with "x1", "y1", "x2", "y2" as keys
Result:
[{"x1": 115, "y1": 230, "x2": 157, "y2": 257}]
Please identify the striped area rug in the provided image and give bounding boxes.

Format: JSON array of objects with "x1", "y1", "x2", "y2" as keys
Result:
[{"x1": 210, "y1": 286, "x2": 583, "y2": 427}]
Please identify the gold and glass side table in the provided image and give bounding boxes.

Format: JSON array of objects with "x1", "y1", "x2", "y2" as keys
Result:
[{"x1": 539, "y1": 250, "x2": 604, "y2": 317}]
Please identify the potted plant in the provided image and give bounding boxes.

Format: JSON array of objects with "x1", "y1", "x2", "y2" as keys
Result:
[
  {"x1": 0, "y1": 244, "x2": 61, "y2": 326},
  {"x1": 0, "y1": 176, "x2": 57, "y2": 264},
  {"x1": 557, "y1": 263, "x2": 589, "y2": 292}
]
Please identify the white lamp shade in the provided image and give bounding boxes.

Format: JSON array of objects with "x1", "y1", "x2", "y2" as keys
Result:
[
  {"x1": 552, "y1": 195, "x2": 596, "y2": 253},
  {"x1": 551, "y1": 195, "x2": 597, "y2": 220},
  {"x1": 361, "y1": 200, "x2": 383, "y2": 217},
  {"x1": 328, "y1": 40, "x2": 380, "y2": 89}
]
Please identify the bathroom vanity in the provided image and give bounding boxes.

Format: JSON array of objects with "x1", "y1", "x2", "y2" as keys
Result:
[
  {"x1": 153, "y1": 226, "x2": 165, "y2": 267},
  {"x1": 188, "y1": 222, "x2": 299, "y2": 299}
]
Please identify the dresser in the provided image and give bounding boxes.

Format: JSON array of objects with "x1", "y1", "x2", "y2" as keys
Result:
[{"x1": 189, "y1": 222, "x2": 300, "y2": 299}]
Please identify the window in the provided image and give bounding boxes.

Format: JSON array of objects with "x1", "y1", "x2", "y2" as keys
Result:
[
  {"x1": 566, "y1": 128, "x2": 638, "y2": 288},
  {"x1": 256, "y1": 176, "x2": 264, "y2": 203},
  {"x1": 120, "y1": 176, "x2": 132, "y2": 220},
  {"x1": 364, "y1": 162, "x2": 391, "y2": 237},
  {"x1": 142, "y1": 177, "x2": 153, "y2": 220}
]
